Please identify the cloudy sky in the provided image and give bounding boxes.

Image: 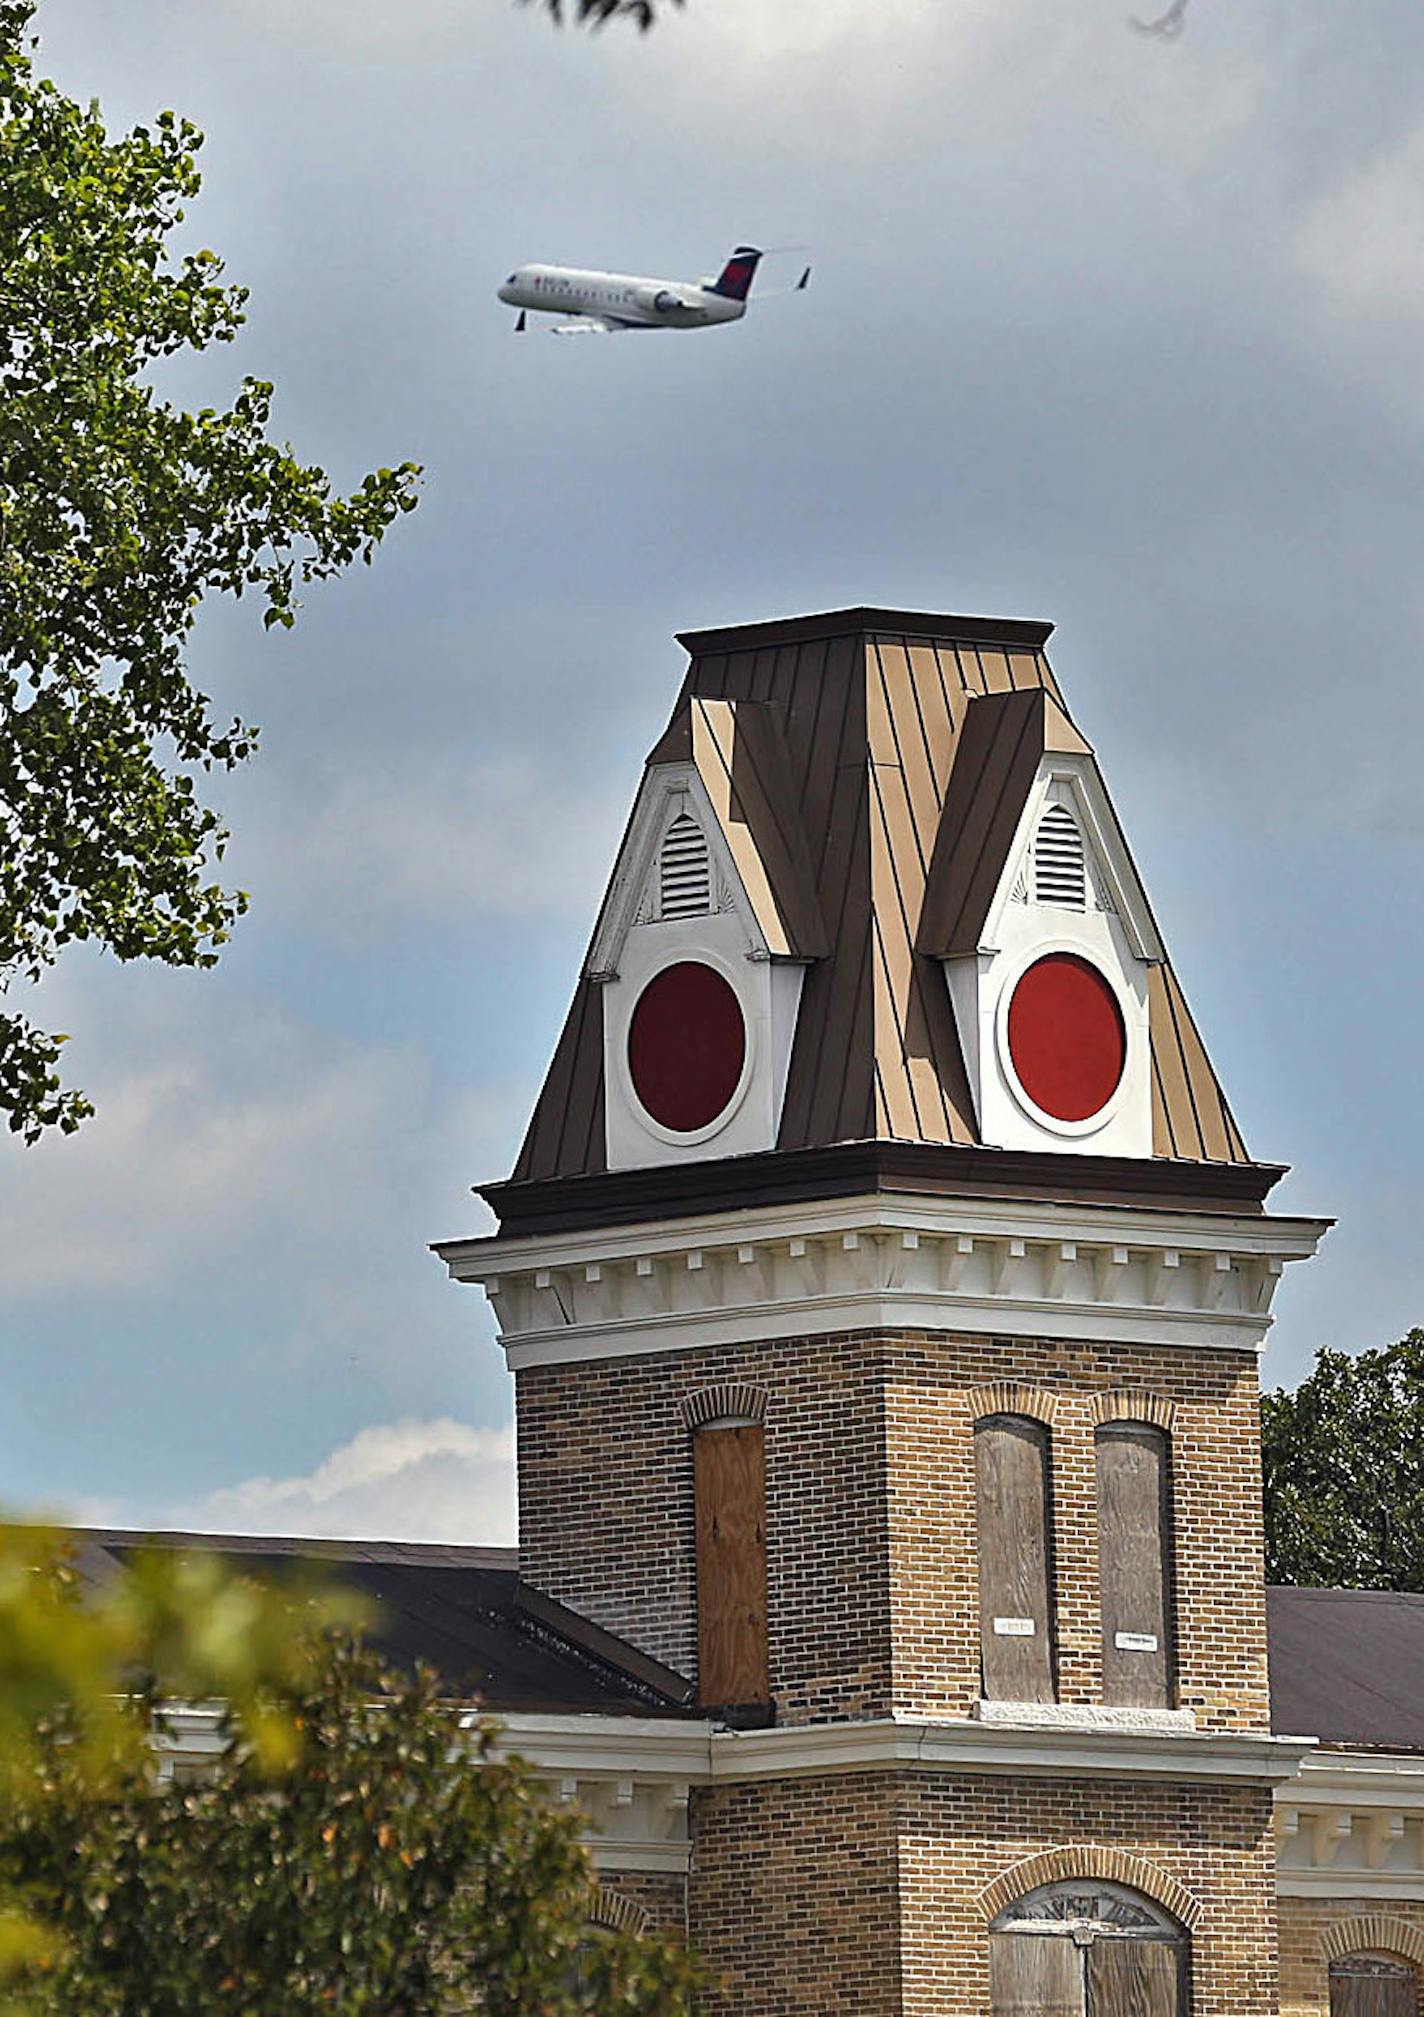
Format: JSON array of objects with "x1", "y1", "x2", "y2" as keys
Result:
[{"x1": 5, "y1": 0, "x2": 1423, "y2": 1545}]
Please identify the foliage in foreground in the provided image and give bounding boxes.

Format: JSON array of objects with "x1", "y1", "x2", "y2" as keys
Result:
[
  {"x1": 0, "y1": 0, "x2": 420, "y2": 1141},
  {"x1": 0, "y1": 1532, "x2": 699, "y2": 2016},
  {"x1": 533, "y1": 0, "x2": 682, "y2": 27},
  {"x1": 1262, "y1": 1330, "x2": 1424, "y2": 1592}
]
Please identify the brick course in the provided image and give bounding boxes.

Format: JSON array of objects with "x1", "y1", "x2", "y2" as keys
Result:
[
  {"x1": 1277, "y1": 1897, "x2": 1424, "y2": 2015},
  {"x1": 686, "y1": 1768, "x2": 1278, "y2": 2015},
  {"x1": 517, "y1": 1326, "x2": 1269, "y2": 1728},
  {"x1": 689, "y1": 1773, "x2": 901, "y2": 2015}
]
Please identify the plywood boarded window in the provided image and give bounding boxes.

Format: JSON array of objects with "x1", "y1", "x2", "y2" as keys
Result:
[
  {"x1": 1330, "y1": 1956, "x2": 1420, "y2": 2017},
  {"x1": 693, "y1": 1423, "x2": 769, "y2": 1706},
  {"x1": 1095, "y1": 1422, "x2": 1175, "y2": 1709},
  {"x1": 991, "y1": 1881, "x2": 1185, "y2": 2017},
  {"x1": 974, "y1": 1415, "x2": 1056, "y2": 1703}
]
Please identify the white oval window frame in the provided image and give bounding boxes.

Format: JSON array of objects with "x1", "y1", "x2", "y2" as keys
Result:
[
  {"x1": 993, "y1": 938, "x2": 1140, "y2": 1141},
  {"x1": 617, "y1": 949, "x2": 757, "y2": 1148}
]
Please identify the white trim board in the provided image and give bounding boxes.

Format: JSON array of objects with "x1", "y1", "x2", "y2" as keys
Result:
[{"x1": 491, "y1": 1712, "x2": 1314, "y2": 1789}]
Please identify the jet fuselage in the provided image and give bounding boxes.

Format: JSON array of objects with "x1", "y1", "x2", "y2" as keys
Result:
[
  {"x1": 498, "y1": 264, "x2": 746, "y2": 329},
  {"x1": 498, "y1": 247, "x2": 765, "y2": 333}
]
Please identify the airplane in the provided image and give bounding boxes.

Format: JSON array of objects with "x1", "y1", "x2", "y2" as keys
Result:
[{"x1": 497, "y1": 245, "x2": 810, "y2": 335}]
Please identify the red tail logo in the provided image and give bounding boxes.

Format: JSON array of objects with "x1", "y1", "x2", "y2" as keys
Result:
[{"x1": 709, "y1": 247, "x2": 763, "y2": 301}]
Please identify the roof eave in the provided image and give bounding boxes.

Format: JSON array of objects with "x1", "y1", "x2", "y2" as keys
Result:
[{"x1": 676, "y1": 606, "x2": 1055, "y2": 657}]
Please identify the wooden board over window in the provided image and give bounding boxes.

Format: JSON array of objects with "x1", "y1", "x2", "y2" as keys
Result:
[
  {"x1": 1086, "y1": 1939, "x2": 1180, "y2": 2016},
  {"x1": 989, "y1": 1934, "x2": 1084, "y2": 2016},
  {"x1": 1330, "y1": 1956, "x2": 1421, "y2": 2017},
  {"x1": 1096, "y1": 1422, "x2": 1174, "y2": 1708},
  {"x1": 974, "y1": 1415, "x2": 1055, "y2": 1703},
  {"x1": 694, "y1": 1424, "x2": 769, "y2": 1707}
]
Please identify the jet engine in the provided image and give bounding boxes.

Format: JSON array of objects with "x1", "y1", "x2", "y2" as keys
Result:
[{"x1": 636, "y1": 287, "x2": 683, "y2": 317}]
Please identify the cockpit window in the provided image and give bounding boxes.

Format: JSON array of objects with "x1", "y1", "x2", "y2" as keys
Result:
[{"x1": 506, "y1": 273, "x2": 518, "y2": 284}]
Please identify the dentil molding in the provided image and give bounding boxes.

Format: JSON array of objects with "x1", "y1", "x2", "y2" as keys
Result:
[{"x1": 436, "y1": 1192, "x2": 1328, "y2": 1369}]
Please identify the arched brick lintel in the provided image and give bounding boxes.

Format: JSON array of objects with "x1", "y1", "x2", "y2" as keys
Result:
[
  {"x1": 587, "y1": 1885, "x2": 651, "y2": 1936},
  {"x1": 681, "y1": 1382, "x2": 768, "y2": 1431},
  {"x1": 1320, "y1": 1916, "x2": 1424, "y2": 1969},
  {"x1": 977, "y1": 1846, "x2": 1202, "y2": 1931},
  {"x1": 966, "y1": 1383, "x2": 1060, "y2": 1429},
  {"x1": 1091, "y1": 1390, "x2": 1178, "y2": 1434}
]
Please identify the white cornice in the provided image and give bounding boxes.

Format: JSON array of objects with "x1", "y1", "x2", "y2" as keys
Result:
[
  {"x1": 490, "y1": 1712, "x2": 1313, "y2": 1788},
  {"x1": 1274, "y1": 1751, "x2": 1424, "y2": 1901},
  {"x1": 440, "y1": 1192, "x2": 1327, "y2": 1369}
]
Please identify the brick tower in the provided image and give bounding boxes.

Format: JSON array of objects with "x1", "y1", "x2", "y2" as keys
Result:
[{"x1": 439, "y1": 606, "x2": 1328, "y2": 2015}]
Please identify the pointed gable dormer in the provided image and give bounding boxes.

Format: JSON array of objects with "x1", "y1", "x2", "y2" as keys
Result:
[
  {"x1": 581, "y1": 690, "x2": 826, "y2": 1171},
  {"x1": 916, "y1": 685, "x2": 1166, "y2": 1157},
  {"x1": 509, "y1": 607, "x2": 1247, "y2": 1185}
]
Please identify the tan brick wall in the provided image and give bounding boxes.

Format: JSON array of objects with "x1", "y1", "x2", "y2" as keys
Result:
[
  {"x1": 689, "y1": 1773, "x2": 902, "y2": 2015},
  {"x1": 1277, "y1": 1897, "x2": 1424, "y2": 2015},
  {"x1": 687, "y1": 1767, "x2": 1276, "y2": 2014},
  {"x1": 518, "y1": 1325, "x2": 1269, "y2": 1729},
  {"x1": 899, "y1": 1771, "x2": 1277, "y2": 2016},
  {"x1": 590, "y1": 1870, "x2": 687, "y2": 1938},
  {"x1": 885, "y1": 1332, "x2": 1270, "y2": 1730},
  {"x1": 517, "y1": 1333, "x2": 896, "y2": 1719}
]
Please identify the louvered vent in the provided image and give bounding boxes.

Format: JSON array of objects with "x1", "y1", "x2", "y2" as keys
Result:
[
  {"x1": 1034, "y1": 806, "x2": 1086, "y2": 909},
  {"x1": 659, "y1": 813, "x2": 712, "y2": 918}
]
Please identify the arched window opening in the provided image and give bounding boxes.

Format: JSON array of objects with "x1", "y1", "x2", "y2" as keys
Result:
[
  {"x1": 1033, "y1": 805, "x2": 1086, "y2": 910},
  {"x1": 659, "y1": 812, "x2": 711, "y2": 919},
  {"x1": 974, "y1": 1415, "x2": 1057, "y2": 1704},
  {"x1": 1329, "y1": 1954, "x2": 1420, "y2": 2017},
  {"x1": 692, "y1": 1419, "x2": 769, "y2": 1709},
  {"x1": 1095, "y1": 1422, "x2": 1176, "y2": 1709},
  {"x1": 990, "y1": 1880, "x2": 1187, "y2": 2015}
]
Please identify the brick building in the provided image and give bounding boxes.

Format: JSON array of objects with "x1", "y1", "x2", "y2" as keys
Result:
[{"x1": 133, "y1": 604, "x2": 1424, "y2": 2013}]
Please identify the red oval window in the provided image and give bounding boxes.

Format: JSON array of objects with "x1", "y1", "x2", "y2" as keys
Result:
[
  {"x1": 627, "y1": 961, "x2": 746, "y2": 1134},
  {"x1": 1007, "y1": 954, "x2": 1125, "y2": 1123}
]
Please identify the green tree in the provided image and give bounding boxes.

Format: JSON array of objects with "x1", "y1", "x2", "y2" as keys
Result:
[
  {"x1": 0, "y1": 1532, "x2": 700, "y2": 2015},
  {"x1": 536, "y1": 0, "x2": 682, "y2": 27},
  {"x1": 1261, "y1": 1330, "x2": 1424, "y2": 1591},
  {"x1": 0, "y1": 1, "x2": 420, "y2": 1142}
]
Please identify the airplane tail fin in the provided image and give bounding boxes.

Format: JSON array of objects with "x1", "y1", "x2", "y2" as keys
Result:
[{"x1": 708, "y1": 246, "x2": 763, "y2": 301}]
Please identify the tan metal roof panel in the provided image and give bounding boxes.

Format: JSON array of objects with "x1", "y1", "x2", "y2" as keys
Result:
[
  {"x1": 691, "y1": 697, "x2": 828, "y2": 960},
  {"x1": 508, "y1": 606, "x2": 1257, "y2": 1187}
]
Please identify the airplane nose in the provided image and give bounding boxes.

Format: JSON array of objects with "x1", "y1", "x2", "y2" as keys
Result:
[{"x1": 497, "y1": 283, "x2": 514, "y2": 304}]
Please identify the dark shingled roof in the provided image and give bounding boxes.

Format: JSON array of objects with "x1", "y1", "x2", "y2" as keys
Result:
[
  {"x1": 73, "y1": 1531, "x2": 695, "y2": 1717},
  {"x1": 1268, "y1": 1584, "x2": 1424, "y2": 1751}
]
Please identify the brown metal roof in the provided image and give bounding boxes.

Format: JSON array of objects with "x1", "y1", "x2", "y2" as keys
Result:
[
  {"x1": 482, "y1": 1139, "x2": 1284, "y2": 1238},
  {"x1": 676, "y1": 605, "x2": 1055, "y2": 655},
  {"x1": 918, "y1": 689, "x2": 1091, "y2": 960},
  {"x1": 1268, "y1": 1585, "x2": 1424, "y2": 1750},
  {"x1": 511, "y1": 607, "x2": 1253, "y2": 1185},
  {"x1": 74, "y1": 1530, "x2": 693, "y2": 1714}
]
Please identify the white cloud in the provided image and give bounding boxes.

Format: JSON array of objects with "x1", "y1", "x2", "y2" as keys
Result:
[
  {"x1": 1293, "y1": 123, "x2": 1424, "y2": 401},
  {"x1": 0, "y1": 1036, "x2": 406, "y2": 1298},
  {"x1": 242, "y1": 754, "x2": 626, "y2": 934},
  {"x1": 175, "y1": 1418, "x2": 517, "y2": 1547}
]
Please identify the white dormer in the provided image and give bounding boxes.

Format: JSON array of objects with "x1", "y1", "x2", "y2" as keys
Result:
[
  {"x1": 942, "y1": 755, "x2": 1162, "y2": 1158},
  {"x1": 586, "y1": 762, "x2": 808, "y2": 1172}
]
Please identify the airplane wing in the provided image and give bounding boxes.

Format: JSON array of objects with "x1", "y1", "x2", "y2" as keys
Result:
[{"x1": 548, "y1": 316, "x2": 658, "y2": 336}]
